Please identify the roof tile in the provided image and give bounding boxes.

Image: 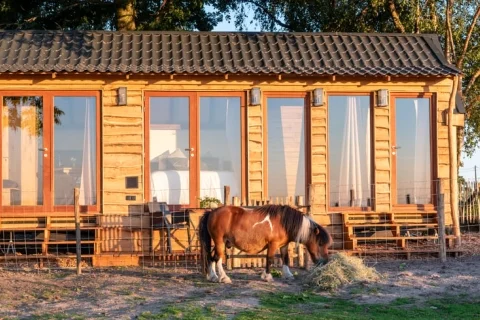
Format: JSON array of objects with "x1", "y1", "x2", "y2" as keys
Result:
[{"x1": 0, "y1": 30, "x2": 460, "y2": 76}]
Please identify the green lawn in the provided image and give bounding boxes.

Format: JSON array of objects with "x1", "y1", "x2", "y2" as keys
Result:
[{"x1": 137, "y1": 291, "x2": 480, "y2": 320}]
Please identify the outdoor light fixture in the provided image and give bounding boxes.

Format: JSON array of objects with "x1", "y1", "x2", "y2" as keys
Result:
[
  {"x1": 250, "y1": 87, "x2": 261, "y2": 106},
  {"x1": 312, "y1": 88, "x2": 325, "y2": 106},
  {"x1": 117, "y1": 87, "x2": 127, "y2": 106},
  {"x1": 376, "y1": 89, "x2": 389, "y2": 107}
]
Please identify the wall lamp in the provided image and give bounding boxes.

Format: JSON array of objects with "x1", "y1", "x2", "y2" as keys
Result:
[
  {"x1": 250, "y1": 87, "x2": 261, "y2": 106},
  {"x1": 117, "y1": 87, "x2": 127, "y2": 106},
  {"x1": 312, "y1": 88, "x2": 325, "y2": 106},
  {"x1": 376, "y1": 89, "x2": 389, "y2": 107}
]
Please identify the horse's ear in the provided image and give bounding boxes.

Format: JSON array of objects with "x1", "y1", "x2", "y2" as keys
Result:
[{"x1": 314, "y1": 227, "x2": 320, "y2": 235}]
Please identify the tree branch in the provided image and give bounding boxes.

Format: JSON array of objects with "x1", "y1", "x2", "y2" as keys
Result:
[
  {"x1": 242, "y1": 0, "x2": 293, "y2": 30},
  {"x1": 457, "y1": 4, "x2": 480, "y2": 69},
  {"x1": 388, "y1": 0, "x2": 405, "y2": 33},
  {"x1": 465, "y1": 68, "x2": 480, "y2": 95}
]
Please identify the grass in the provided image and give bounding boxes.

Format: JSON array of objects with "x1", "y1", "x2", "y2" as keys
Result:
[
  {"x1": 233, "y1": 292, "x2": 480, "y2": 320},
  {"x1": 137, "y1": 303, "x2": 227, "y2": 320}
]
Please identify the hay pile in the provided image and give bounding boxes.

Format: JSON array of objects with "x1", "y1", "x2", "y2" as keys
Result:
[{"x1": 304, "y1": 253, "x2": 381, "y2": 291}]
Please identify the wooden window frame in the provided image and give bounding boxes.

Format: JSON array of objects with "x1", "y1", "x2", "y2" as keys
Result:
[
  {"x1": 326, "y1": 92, "x2": 374, "y2": 212},
  {"x1": 144, "y1": 91, "x2": 246, "y2": 207},
  {"x1": 0, "y1": 91, "x2": 101, "y2": 215},
  {"x1": 263, "y1": 92, "x2": 311, "y2": 200},
  {"x1": 391, "y1": 92, "x2": 437, "y2": 212}
]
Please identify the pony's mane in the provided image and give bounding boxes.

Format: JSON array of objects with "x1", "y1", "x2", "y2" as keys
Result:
[
  {"x1": 253, "y1": 205, "x2": 332, "y2": 246},
  {"x1": 254, "y1": 205, "x2": 307, "y2": 240}
]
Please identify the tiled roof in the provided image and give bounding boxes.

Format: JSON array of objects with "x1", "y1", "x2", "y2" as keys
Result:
[{"x1": 0, "y1": 30, "x2": 460, "y2": 76}]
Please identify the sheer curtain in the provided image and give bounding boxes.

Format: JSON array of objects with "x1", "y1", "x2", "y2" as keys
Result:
[
  {"x1": 413, "y1": 99, "x2": 431, "y2": 204},
  {"x1": 79, "y1": 99, "x2": 96, "y2": 205},
  {"x1": 224, "y1": 99, "x2": 241, "y2": 197},
  {"x1": 337, "y1": 97, "x2": 371, "y2": 207}
]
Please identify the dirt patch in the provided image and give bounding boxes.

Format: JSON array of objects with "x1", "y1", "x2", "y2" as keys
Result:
[{"x1": 1, "y1": 235, "x2": 480, "y2": 319}]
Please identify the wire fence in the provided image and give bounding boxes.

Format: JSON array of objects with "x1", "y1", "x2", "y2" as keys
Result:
[{"x1": 0, "y1": 179, "x2": 477, "y2": 272}]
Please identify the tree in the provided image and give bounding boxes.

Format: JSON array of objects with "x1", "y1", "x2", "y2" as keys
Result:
[{"x1": 0, "y1": 0, "x2": 222, "y2": 31}]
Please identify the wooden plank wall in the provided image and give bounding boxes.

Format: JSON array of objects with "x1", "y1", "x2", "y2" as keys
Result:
[
  {"x1": 0, "y1": 76, "x2": 459, "y2": 255},
  {"x1": 102, "y1": 85, "x2": 144, "y2": 215}
]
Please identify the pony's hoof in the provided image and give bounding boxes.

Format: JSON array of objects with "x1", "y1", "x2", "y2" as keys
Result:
[
  {"x1": 282, "y1": 274, "x2": 294, "y2": 280},
  {"x1": 261, "y1": 271, "x2": 274, "y2": 282},
  {"x1": 219, "y1": 276, "x2": 232, "y2": 284},
  {"x1": 207, "y1": 274, "x2": 219, "y2": 282}
]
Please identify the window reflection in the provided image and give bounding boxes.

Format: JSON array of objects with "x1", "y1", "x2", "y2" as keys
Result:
[
  {"x1": 395, "y1": 98, "x2": 431, "y2": 204},
  {"x1": 200, "y1": 97, "x2": 241, "y2": 201},
  {"x1": 267, "y1": 97, "x2": 305, "y2": 198},
  {"x1": 2, "y1": 96, "x2": 43, "y2": 206},
  {"x1": 329, "y1": 96, "x2": 371, "y2": 207},
  {"x1": 54, "y1": 97, "x2": 96, "y2": 205},
  {"x1": 149, "y1": 97, "x2": 190, "y2": 204}
]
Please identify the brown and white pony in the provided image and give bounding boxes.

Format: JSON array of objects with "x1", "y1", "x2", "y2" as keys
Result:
[{"x1": 199, "y1": 204, "x2": 332, "y2": 283}]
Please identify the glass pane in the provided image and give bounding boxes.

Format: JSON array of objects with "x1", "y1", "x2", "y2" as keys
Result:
[
  {"x1": 2, "y1": 96, "x2": 43, "y2": 206},
  {"x1": 328, "y1": 96, "x2": 371, "y2": 207},
  {"x1": 395, "y1": 98, "x2": 431, "y2": 204},
  {"x1": 150, "y1": 97, "x2": 189, "y2": 204},
  {"x1": 200, "y1": 97, "x2": 241, "y2": 203},
  {"x1": 54, "y1": 97, "x2": 96, "y2": 205},
  {"x1": 267, "y1": 97, "x2": 305, "y2": 198}
]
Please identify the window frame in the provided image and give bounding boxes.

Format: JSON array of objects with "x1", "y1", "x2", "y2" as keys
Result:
[
  {"x1": 327, "y1": 92, "x2": 374, "y2": 212},
  {"x1": 0, "y1": 91, "x2": 101, "y2": 214},
  {"x1": 391, "y1": 92, "x2": 437, "y2": 211},
  {"x1": 144, "y1": 91, "x2": 246, "y2": 207},
  {"x1": 263, "y1": 92, "x2": 311, "y2": 200}
]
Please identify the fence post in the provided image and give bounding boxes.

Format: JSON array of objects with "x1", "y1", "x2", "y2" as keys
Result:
[
  {"x1": 74, "y1": 187, "x2": 82, "y2": 275},
  {"x1": 224, "y1": 185, "x2": 231, "y2": 206},
  {"x1": 437, "y1": 180, "x2": 447, "y2": 263}
]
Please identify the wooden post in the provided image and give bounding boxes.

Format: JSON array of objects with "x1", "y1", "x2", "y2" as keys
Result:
[
  {"x1": 74, "y1": 188, "x2": 82, "y2": 275},
  {"x1": 224, "y1": 186, "x2": 231, "y2": 206},
  {"x1": 308, "y1": 184, "x2": 314, "y2": 215},
  {"x1": 437, "y1": 180, "x2": 447, "y2": 263}
]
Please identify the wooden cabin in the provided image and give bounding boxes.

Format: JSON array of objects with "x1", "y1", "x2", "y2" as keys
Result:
[{"x1": 0, "y1": 30, "x2": 464, "y2": 266}]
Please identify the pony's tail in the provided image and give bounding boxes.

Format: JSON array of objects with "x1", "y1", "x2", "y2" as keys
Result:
[{"x1": 199, "y1": 210, "x2": 212, "y2": 275}]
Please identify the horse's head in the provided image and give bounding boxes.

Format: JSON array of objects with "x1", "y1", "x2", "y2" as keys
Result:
[{"x1": 304, "y1": 224, "x2": 332, "y2": 266}]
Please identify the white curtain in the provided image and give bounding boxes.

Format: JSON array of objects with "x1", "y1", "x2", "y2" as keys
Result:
[
  {"x1": 337, "y1": 97, "x2": 371, "y2": 206},
  {"x1": 79, "y1": 99, "x2": 96, "y2": 205},
  {"x1": 224, "y1": 99, "x2": 241, "y2": 198},
  {"x1": 413, "y1": 99, "x2": 431, "y2": 204}
]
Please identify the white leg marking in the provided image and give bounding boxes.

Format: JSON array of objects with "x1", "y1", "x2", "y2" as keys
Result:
[
  {"x1": 216, "y1": 258, "x2": 232, "y2": 284},
  {"x1": 282, "y1": 264, "x2": 294, "y2": 279},
  {"x1": 261, "y1": 270, "x2": 274, "y2": 282},
  {"x1": 207, "y1": 261, "x2": 218, "y2": 282},
  {"x1": 252, "y1": 215, "x2": 273, "y2": 232}
]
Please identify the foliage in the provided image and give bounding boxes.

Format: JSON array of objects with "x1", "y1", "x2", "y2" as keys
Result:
[
  {"x1": 0, "y1": 0, "x2": 222, "y2": 31},
  {"x1": 198, "y1": 196, "x2": 222, "y2": 208}
]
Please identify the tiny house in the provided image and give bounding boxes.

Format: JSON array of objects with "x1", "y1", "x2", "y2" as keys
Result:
[{"x1": 0, "y1": 30, "x2": 464, "y2": 265}]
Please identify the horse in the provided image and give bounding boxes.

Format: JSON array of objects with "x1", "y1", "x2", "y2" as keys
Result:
[{"x1": 198, "y1": 204, "x2": 332, "y2": 283}]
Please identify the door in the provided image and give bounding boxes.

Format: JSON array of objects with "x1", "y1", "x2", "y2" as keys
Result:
[
  {"x1": 392, "y1": 95, "x2": 433, "y2": 207},
  {"x1": 146, "y1": 93, "x2": 198, "y2": 206},
  {"x1": 1, "y1": 95, "x2": 52, "y2": 211}
]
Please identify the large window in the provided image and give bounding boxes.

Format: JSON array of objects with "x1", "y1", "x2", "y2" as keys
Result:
[
  {"x1": 200, "y1": 97, "x2": 241, "y2": 200},
  {"x1": 328, "y1": 95, "x2": 371, "y2": 207},
  {"x1": 54, "y1": 97, "x2": 97, "y2": 205},
  {"x1": 147, "y1": 94, "x2": 242, "y2": 206},
  {"x1": 267, "y1": 97, "x2": 306, "y2": 198},
  {"x1": 2, "y1": 96, "x2": 44, "y2": 206},
  {"x1": 149, "y1": 97, "x2": 190, "y2": 204},
  {"x1": 394, "y1": 97, "x2": 431, "y2": 205},
  {"x1": 1, "y1": 92, "x2": 99, "y2": 210}
]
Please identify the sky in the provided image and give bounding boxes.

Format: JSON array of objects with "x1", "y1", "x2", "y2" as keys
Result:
[{"x1": 210, "y1": 11, "x2": 480, "y2": 181}]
